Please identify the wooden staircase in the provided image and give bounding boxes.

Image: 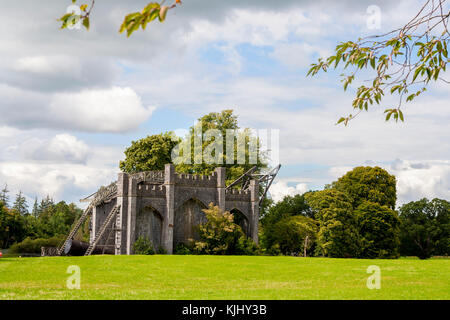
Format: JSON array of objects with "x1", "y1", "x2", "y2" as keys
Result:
[
  {"x1": 57, "y1": 205, "x2": 93, "y2": 256},
  {"x1": 84, "y1": 205, "x2": 120, "y2": 256}
]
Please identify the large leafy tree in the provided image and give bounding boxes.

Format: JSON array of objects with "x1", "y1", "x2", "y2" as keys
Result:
[
  {"x1": 399, "y1": 198, "x2": 449, "y2": 259},
  {"x1": 260, "y1": 194, "x2": 313, "y2": 253},
  {"x1": 193, "y1": 203, "x2": 258, "y2": 255},
  {"x1": 305, "y1": 189, "x2": 360, "y2": 258},
  {"x1": 355, "y1": 201, "x2": 400, "y2": 259},
  {"x1": 270, "y1": 215, "x2": 318, "y2": 256},
  {"x1": 120, "y1": 110, "x2": 267, "y2": 183},
  {"x1": 37, "y1": 201, "x2": 84, "y2": 238},
  {"x1": 176, "y1": 110, "x2": 267, "y2": 183},
  {"x1": 0, "y1": 202, "x2": 27, "y2": 249},
  {"x1": 331, "y1": 166, "x2": 397, "y2": 210},
  {"x1": 306, "y1": 166, "x2": 400, "y2": 258},
  {"x1": 120, "y1": 132, "x2": 179, "y2": 173}
]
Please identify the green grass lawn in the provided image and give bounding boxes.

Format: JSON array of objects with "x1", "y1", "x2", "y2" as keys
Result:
[{"x1": 0, "y1": 255, "x2": 448, "y2": 300}]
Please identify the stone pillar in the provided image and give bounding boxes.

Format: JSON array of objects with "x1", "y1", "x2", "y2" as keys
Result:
[
  {"x1": 162, "y1": 164, "x2": 175, "y2": 254},
  {"x1": 90, "y1": 206, "x2": 97, "y2": 243},
  {"x1": 126, "y1": 177, "x2": 138, "y2": 255},
  {"x1": 215, "y1": 167, "x2": 226, "y2": 212},
  {"x1": 249, "y1": 179, "x2": 259, "y2": 244},
  {"x1": 116, "y1": 173, "x2": 129, "y2": 255}
]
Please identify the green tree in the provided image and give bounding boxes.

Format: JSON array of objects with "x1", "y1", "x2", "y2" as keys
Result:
[
  {"x1": 260, "y1": 194, "x2": 313, "y2": 252},
  {"x1": 120, "y1": 110, "x2": 268, "y2": 184},
  {"x1": 39, "y1": 195, "x2": 54, "y2": 213},
  {"x1": 308, "y1": 0, "x2": 449, "y2": 125},
  {"x1": 194, "y1": 203, "x2": 257, "y2": 255},
  {"x1": 305, "y1": 189, "x2": 360, "y2": 258},
  {"x1": 12, "y1": 191, "x2": 29, "y2": 216},
  {"x1": 355, "y1": 201, "x2": 400, "y2": 259},
  {"x1": 32, "y1": 197, "x2": 40, "y2": 219},
  {"x1": 331, "y1": 166, "x2": 397, "y2": 210},
  {"x1": 270, "y1": 215, "x2": 318, "y2": 256},
  {"x1": 176, "y1": 110, "x2": 267, "y2": 184},
  {"x1": 0, "y1": 201, "x2": 27, "y2": 248},
  {"x1": 0, "y1": 201, "x2": 9, "y2": 248},
  {"x1": 37, "y1": 201, "x2": 83, "y2": 238},
  {"x1": 119, "y1": 132, "x2": 179, "y2": 173},
  {"x1": 0, "y1": 183, "x2": 10, "y2": 207},
  {"x1": 399, "y1": 198, "x2": 450, "y2": 259}
]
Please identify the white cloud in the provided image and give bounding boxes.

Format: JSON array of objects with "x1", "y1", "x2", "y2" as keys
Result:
[
  {"x1": 20, "y1": 134, "x2": 89, "y2": 164},
  {"x1": 270, "y1": 43, "x2": 331, "y2": 68},
  {"x1": 0, "y1": 161, "x2": 116, "y2": 203},
  {"x1": 269, "y1": 181, "x2": 309, "y2": 202},
  {"x1": 390, "y1": 160, "x2": 450, "y2": 204},
  {"x1": 14, "y1": 56, "x2": 81, "y2": 76},
  {"x1": 0, "y1": 126, "x2": 21, "y2": 139},
  {"x1": 184, "y1": 9, "x2": 329, "y2": 47},
  {"x1": 49, "y1": 87, "x2": 155, "y2": 133}
]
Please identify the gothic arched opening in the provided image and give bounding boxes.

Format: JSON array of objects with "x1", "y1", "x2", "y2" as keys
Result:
[
  {"x1": 231, "y1": 209, "x2": 249, "y2": 237},
  {"x1": 174, "y1": 198, "x2": 207, "y2": 248},
  {"x1": 135, "y1": 206, "x2": 163, "y2": 250}
]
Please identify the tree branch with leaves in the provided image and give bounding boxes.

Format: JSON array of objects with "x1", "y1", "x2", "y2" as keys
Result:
[
  {"x1": 308, "y1": 0, "x2": 449, "y2": 125},
  {"x1": 58, "y1": 0, "x2": 182, "y2": 36}
]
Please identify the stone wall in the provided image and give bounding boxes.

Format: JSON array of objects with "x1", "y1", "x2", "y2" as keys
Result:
[{"x1": 90, "y1": 164, "x2": 259, "y2": 255}]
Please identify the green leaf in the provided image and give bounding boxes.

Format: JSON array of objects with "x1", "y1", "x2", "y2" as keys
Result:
[
  {"x1": 412, "y1": 67, "x2": 421, "y2": 82},
  {"x1": 142, "y1": 2, "x2": 160, "y2": 14},
  {"x1": 337, "y1": 117, "x2": 346, "y2": 124},
  {"x1": 159, "y1": 6, "x2": 169, "y2": 22},
  {"x1": 406, "y1": 94, "x2": 415, "y2": 102},
  {"x1": 82, "y1": 17, "x2": 90, "y2": 30},
  {"x1": 120, "y1": 12, "x2": 141, "y2": 34}
]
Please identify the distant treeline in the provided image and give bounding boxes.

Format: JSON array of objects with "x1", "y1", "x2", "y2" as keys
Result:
[
  {"x1": 1, "y1": 166, "x2": 449, "y2": 259},
  {"x1": 0, "y1": 186, "x2": 88, "y2": 251}
]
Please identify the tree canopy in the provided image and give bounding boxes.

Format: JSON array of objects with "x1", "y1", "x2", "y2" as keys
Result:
[
  {"x1": 305, "y1": 189, "x2": 360, "y2": 258},
  {"x1": 399, "y1": 198, "x2": 449, "y2": 258},
  {"x1": 302, "y1": 166, "x2": 400, "y2": 258},
  {"x1": 119, "y1": 132, "x2": 179, "y2": 173},
  {"x1": 355, "y1": 201, "x2": 400, "y2": 258},
  {"x1": 331, "y1": 166, "x2": 397, "y2": 210},
  {"x1": 120, "y1": 110, "x2": 268, "y2": 184}
]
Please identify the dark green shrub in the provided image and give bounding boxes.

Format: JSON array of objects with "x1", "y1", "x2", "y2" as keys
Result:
[
  {"x1": 265, "y1": 244, "x2": 282, "y2": 256},
  {"x1": 156, "y1": 247, "x2": 167, "y2": 254},
  {"x1": 194, "y1": 204, "x2": 260, "y2": 255},
  {"x1": 270, "y1": 215, "x2": 318, "y2": 256},
  {"x1": 174, "y1": 243, "x2": 193, "y2": 255},
  {"x1": 9, "y1": 236, "x2": 63, "y2": 254},
  {"x1": 236, "y1": 236, "x2": 261, "y2": 255},
  {"x1": 133, "y1": 237, "x2": 155, "y2": 255}
]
